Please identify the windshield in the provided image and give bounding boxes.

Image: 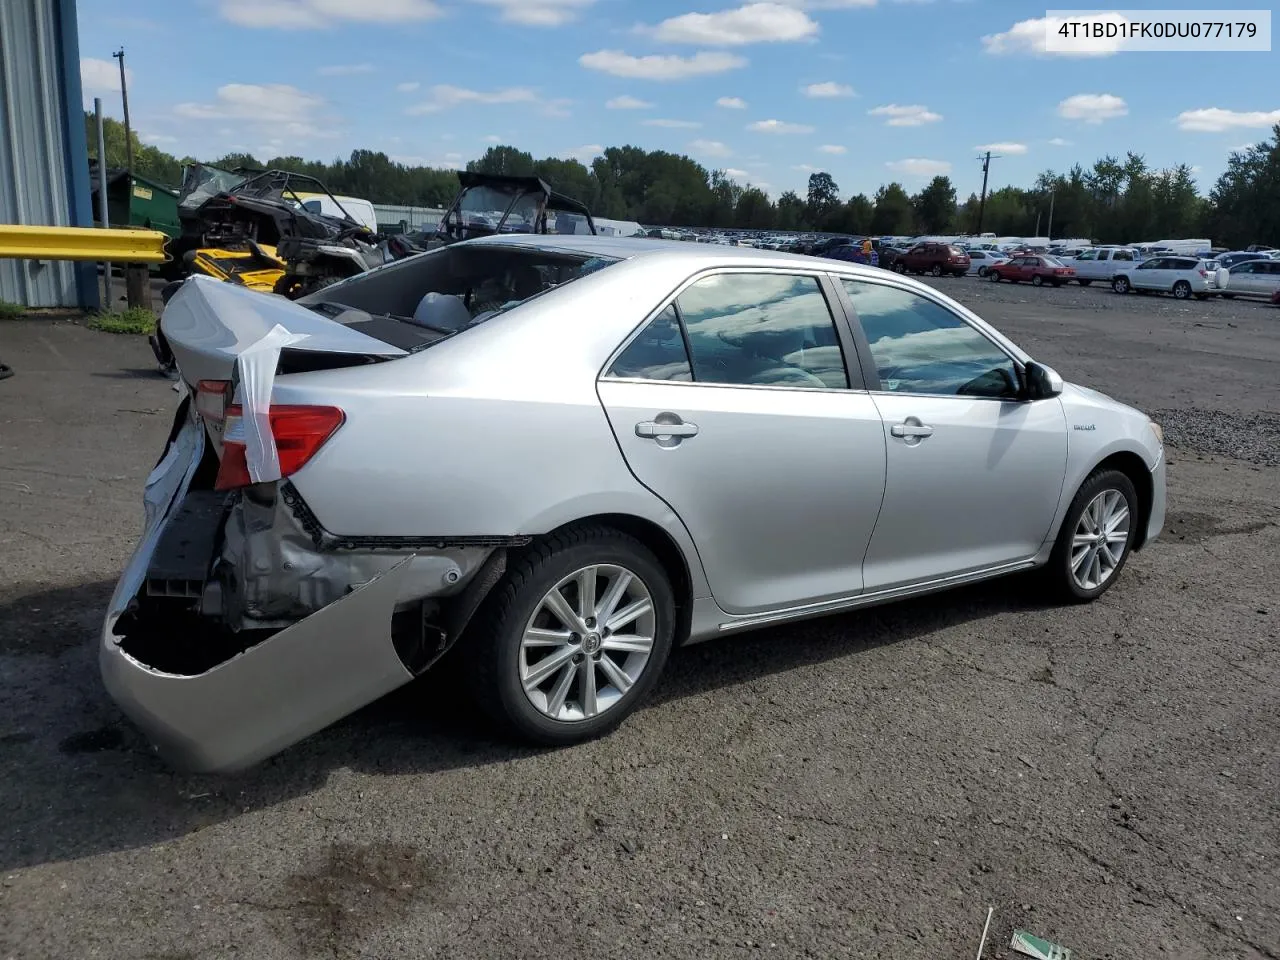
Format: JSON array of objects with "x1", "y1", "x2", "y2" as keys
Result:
[
  {"x1": 450, "y1": 185, "x2": 545, "y2": 234},
  {"x1": 1042, "y1": 256, "x2": 1066, "y2": 267},
  {"x1": 179, "y1": 165, "x2": 246, "y2": 211}
]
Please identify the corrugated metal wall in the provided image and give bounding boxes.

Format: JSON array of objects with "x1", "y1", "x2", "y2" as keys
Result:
[{"x1": 0, "y1": 0, "x2": 93, "y2": 307}]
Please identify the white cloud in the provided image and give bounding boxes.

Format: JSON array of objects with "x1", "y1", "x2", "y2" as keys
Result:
[
  {"x1": 717, "y1": 96, "x2": 747, "y2": 109},
  {"x1": 886, "y1": 158, "x2": 951, "y2": 177},
  {"x1": 690, "y1": 139, "x2": 733, "y2": 157},
  {"x1": 218, "y1": 0, "x2": 442, "y2": 28},
  {"x1": 563, "y1": 144, "x2": 603, "y2": 161},
  {"x1": 541, "y1": 97, "x2": 574, "y2": 119},
  {"x1": 643, "y1": 118, "x2": 703, "y2": 128},
  {"x1": 81, "y1": 57, "x2": 129, "y2": 93},
  {"x1": 818, "y1": 144, "x2": 846, "y2": 154},
  {"x1": 395, "y1": 81, "x2": 421, "y2": 93},
  {"x1": 975, "y1": 141, "x2": 1027, "y2": 155},
  {"x1": 724, "y1": 167, "x2": 750, "y2": 177},
  {"x1": 606, "y1": 95, "x2": 653, "y2": 109},
  {"x1": 803, "y1": 81, "x2": 854, "y2": 98},
  {"x1": 776, "y1": 0, "x2": 874, "y2": 7},
  {"x1": 317, "y1": 63, "x2": 375, "y2": 76},
  {"x1": 484, "y1": 134, "x2": 502, "y2": 142},
  {"x1": 406, "y1": 84, "x2": 538, "y2": 115},
  {"x1": 579, "y1": 49, "x2": 747, "y2": 80},
  {"x1": 1176, "y1": 107, "x2": 1280, "y2": 133},
  {"x1": 470, "y1": 0, "x2": 596, "y2": 26},
  {"x1": 1057, "y1": 93, "x2": 1127, "y2": 123},
  {"x1": 868, "y1": 103, "x2": 941, "y2": 126},
  {"x1": 1230, "y1": 142, "x2": 1257, "y2": 152},
  {"x1": 747, "y1": 119, "x2": 815, "y2": 134},
  {"x1": 140, "y1": 132, "x2": 178, "y2": 145},
  {"x1": 1048, "y1": 137, "x2": 1072, "y2": 146},
  {"x1": 982, "y1": 13, "x2": 1126, "y2": 57},
  {"x1": 793, "y1": 163, "x2": 821, "y2": 172},
  {"x1": 648, "y1": 3, "x2": 819, "y2": 45},
  {"x1": 174, "y1": 83, "x2": 335, "y2": 139}
]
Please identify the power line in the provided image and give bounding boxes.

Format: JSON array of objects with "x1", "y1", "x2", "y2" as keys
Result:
[{"x1": 975, "y1": 151, "x2": 1001, "y2": 234}]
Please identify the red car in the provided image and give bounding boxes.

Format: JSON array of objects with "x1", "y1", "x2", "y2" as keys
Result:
[
  {"x1": 897, "y1": 242, "x2": 970, "y2": 277},
  {"x1": 988, "y1": 254, "x2": 1077, "y2": 287}
]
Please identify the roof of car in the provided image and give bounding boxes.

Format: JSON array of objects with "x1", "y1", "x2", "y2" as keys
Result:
[{"x1": 460, "y1": 233, "x2": 889, "y2": 276}]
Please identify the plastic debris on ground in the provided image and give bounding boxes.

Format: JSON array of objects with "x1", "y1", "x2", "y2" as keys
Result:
[{"x1": 1010, "y1": 929, "x2": 1073, "y2": 960}]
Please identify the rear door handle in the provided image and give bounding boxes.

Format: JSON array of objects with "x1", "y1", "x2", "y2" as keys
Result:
[
  {"x1": 891, "y1": 422, "x2": 934, "y2": 439},
  {"x1": 636, "y1": 419, "x2": 699, "y2": 438}
]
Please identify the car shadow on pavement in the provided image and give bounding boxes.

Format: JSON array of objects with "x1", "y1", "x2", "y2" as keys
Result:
[{"x1": 0, "y1": 576, "x2": 1052, "y2": 872}]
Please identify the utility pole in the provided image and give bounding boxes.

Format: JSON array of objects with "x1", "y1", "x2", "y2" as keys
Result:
[
  {"x1": 94, "y1": 98, "x2": 112, "y2": 310},
  {"x1": 1047, "y1": 189, "x2": 1056, "y2": 242},
  {"x1": 112, "y1": 48, "x2": 133, "y2": 177},
  {"x1": 975, "y1": 151, "x2": 1001, "y2": 234}
]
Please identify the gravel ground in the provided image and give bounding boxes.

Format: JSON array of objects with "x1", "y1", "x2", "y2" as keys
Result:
[{"x1": 0, "y1": 285, "x2": 1277, "y2": 960}]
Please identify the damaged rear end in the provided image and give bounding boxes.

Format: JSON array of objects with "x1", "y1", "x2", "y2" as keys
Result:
[{"x1": 101, "y1": 277, "x2": 508, "y2": 772}]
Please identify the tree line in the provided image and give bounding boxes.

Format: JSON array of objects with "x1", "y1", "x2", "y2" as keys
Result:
[{"x1": 86, "y1": 112, "x2": 1280, "y2": 248}]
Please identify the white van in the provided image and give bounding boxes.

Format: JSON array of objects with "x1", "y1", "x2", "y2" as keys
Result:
[{"x1": 290, "y1": 192, "x2": 379, "y2": 232}]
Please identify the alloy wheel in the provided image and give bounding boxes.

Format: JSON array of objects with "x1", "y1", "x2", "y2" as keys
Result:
[
  {"x1": 519, "y1": 564, "x2": 655, "y2": 722},
  {"x1": 1070, "y1": 489, "x2": 1131, "y2": 591}
]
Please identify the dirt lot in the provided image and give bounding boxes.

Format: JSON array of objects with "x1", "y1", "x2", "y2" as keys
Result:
[{"x1": 1, "y1": 280, "x2": 1277, "y2": 960}]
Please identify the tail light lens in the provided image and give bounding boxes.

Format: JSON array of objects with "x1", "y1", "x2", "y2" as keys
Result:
[
  {"x1": 1198, "y1": 268, "x2": 1208, "y2": 277},
  {"x1": 195, "y1": 379, "x2": 230, "y2": 423},
  {"x1": 215, "y1": 404, "x2": 345, "y2": 491}
]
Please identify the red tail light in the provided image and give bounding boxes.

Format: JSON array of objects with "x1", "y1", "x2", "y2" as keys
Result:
[
  {"x1": 215, "y1": 404, "x2": 345, "y2": 491},
  {"x1": 1198, "y1": 268, "x2": 1208, "y2": 277}
]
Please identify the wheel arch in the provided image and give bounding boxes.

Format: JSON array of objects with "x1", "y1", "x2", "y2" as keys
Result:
[{"x1": 1092, "y1": 451, "x2": 1154, "y2": 550}]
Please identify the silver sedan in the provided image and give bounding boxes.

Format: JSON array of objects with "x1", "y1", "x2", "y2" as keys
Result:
[{"x1": 102, "y1": 236, "x2": 1167, "y2": 771}]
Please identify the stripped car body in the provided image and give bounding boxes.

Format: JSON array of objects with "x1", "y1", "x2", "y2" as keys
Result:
[{"x1": 103, "y1": 237, "x2": 1165, "y2": 772}]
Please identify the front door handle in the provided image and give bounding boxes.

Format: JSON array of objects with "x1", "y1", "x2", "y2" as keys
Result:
[
  {"x1": 891, "y1": 421, "x2": 934, "y2": 439},
  {"x1": 636, "y1": 414, "x2": 699, "y2": 448}
]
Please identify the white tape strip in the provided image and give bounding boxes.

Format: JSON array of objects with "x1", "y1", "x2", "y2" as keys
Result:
[{"x1": 236, "y1": 323, "x2": 310, "y2": 483}]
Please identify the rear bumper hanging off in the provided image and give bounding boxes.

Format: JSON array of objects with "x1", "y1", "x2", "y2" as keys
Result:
[{"x1": 101, "y1": 559, "x2": 418, "y2": 773}]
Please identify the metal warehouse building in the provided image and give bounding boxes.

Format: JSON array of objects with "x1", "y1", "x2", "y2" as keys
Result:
[{"x1": 0, "y1": 0, "x2": 95, "y2": 308}]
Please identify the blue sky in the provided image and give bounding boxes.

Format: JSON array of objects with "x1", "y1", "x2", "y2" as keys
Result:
[{"x1": 76, "y1": 0, "x2": 1278, "y2": 200}]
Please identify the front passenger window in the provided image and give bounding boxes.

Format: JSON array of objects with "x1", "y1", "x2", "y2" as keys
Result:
[{"x1": 841, "y1": 279, "x2": 1019, "y2": 399}]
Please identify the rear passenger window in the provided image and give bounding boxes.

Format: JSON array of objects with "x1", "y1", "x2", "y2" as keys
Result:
[
  {"x1": 676, "y1": 274, "x2": 849, "y2": 389},
  {"x1": 1112, "y1": 250, "x2": 1132, "y2": 262},
  {"x1": 608, "y1": 305, "x2": 693, "y2": 382}
]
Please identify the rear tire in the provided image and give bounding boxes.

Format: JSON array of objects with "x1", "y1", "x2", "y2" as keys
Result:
[
  {"x1": 1044, "y1": 469, "x2": 1139, "y2": 603},
  {"x1": 464, "y1": 526, "x2": 675, "y2": 746},
  {"x1": 1032, "y1": 274, "x2": 1044, "y2": 287},
  {"x1": 931, "y1": 264, "x2": 943, "y2": 277},
  {"x1": 1221, "y1": 293, "x2": 1236, "y2": 300},
  {"x1": 1172, "y1": 280, "x2": 1192, "y2": 300},
  {"x1": 988, "y1": 270, "x2": 1001, "y2": 282},
  {"x1": 1112, "y1": 276, "x2": 1130, "y2": 294}
]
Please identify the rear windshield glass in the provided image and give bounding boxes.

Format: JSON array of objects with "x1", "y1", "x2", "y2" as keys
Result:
[{"x1": 299, "y1": 243, "x2": 619, "y2": 349}]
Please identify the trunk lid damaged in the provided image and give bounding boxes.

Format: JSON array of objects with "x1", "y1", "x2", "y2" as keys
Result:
[{"x1": 160, "y1": 275, "x2": 407, "y2": 386}]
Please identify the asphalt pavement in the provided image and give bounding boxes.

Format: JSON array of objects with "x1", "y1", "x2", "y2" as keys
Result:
[{"x1": 1, "y1": 279, "x2": 1277, "y2": 959}]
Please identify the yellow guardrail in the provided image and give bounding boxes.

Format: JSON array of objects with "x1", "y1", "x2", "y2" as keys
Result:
[{"x1": 0, "y1": 225, "x2": 168, "y2": 263}]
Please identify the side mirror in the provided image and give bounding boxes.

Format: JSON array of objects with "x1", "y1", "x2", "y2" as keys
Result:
[{"x1": 1023, "y1": 361, "x2": 1064, "y2": 401}]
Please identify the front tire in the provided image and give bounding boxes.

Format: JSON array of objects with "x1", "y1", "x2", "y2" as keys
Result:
[
  {"x1": 1112, "y1": 276, "x2": 1131, "y2": 293},
  {"x1": 988, "y1": 270, "x2": 1001, "y2": 282},
  {"x1": 465, "y1": 526, "x2": 675, "y2": 745},
  {"x1": 1032, "y1": 274, "x2": 1044, "y2": 287},
  {"x1": 931, "y1": 264, "x2": 943, "y2": 277},
  {"x1": 1045, "y1": 469, "x2": 1139, "y2": 603},
  {"x1": 1172, "y1": 280, "x2": 1192, "y2": 300}
]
